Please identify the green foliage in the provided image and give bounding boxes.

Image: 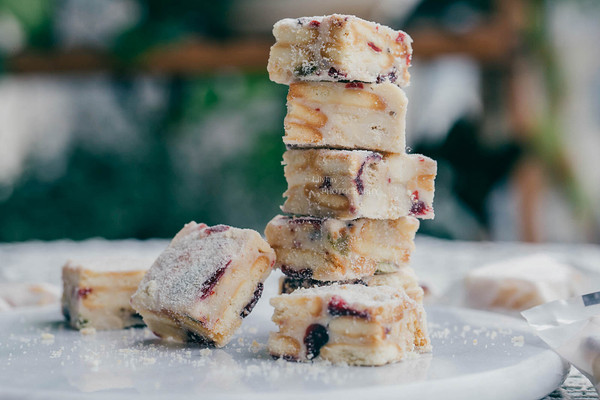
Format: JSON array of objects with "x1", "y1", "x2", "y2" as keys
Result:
[
  {"x1": 0, "y1": 0, "x2": 54, "y2": 49},
  {"x1": 113, "y1": 0, "x2": 234, "y2": 62},
  {"x1": 0, "y1": 72, "x2": 288, "y2": 241}
]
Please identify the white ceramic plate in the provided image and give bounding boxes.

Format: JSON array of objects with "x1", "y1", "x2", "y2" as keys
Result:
[{"x1": 0, "y1": 276, "x2": 568, "y2": 400}]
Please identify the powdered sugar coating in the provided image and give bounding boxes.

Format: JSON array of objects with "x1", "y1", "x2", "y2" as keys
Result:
[
  {"x1": 134, "y1": 222, "x2": 268, "y2": 314},
  {"x1": 268, "y1": 14, "x2": 413, "y2": 87}
]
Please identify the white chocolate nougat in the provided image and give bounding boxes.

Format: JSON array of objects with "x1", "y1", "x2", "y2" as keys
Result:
[
  {"x1": 282, "y1": 149, "x2": 436, "y2": 220},
  {"x1": 61, "y1": 257, "x2": 153, "y2": 330},
  {"x1": 268, "y1": 15, "x2": 412, "y2": 87},
  {"x1": 131, "y1": 222, "x2": 275, "y2": 347},
  {"x1": 268, "y1": 284, "x2": 431, "y2": 365},
  {"x1": 465, "y1": 254, "x2": 584, "y2": 311},
  {"x1": 265, "y1": 215, "x2": 418, "y2": 281},
  {"x1": 284, "y1": 82, "x2": 407, "y2": 152},
  {"x1": 279, "y1": 267, "x2": 425, "y2": 305}
]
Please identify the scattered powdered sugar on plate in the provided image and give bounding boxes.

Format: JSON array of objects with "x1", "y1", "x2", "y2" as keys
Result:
[{"x1": 511, "y1": 336, "x2": 525, "y2": 347}]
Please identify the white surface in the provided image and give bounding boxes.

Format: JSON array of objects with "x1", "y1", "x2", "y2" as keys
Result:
[{"x1": 0, "y1": 273, "x2": 568, "y2": 400}]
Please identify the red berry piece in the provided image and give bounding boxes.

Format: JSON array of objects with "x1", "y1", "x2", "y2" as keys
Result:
[
  {"x1": 368, "y1": 42, "x2": 382, "y2": 52},
  {"x1": 345, "y1": 82, "x2": 364, "y2": 89},
  {"x1": 240, "y1": 283, "x2": 264, "y2": 318},
  {"x1": 409, "y1": 191, "x2": 429, "y2": 216},
  {"x1": 205, "y1": 225, "x2": 229, "y2": 235},
  {"x1": 320, "y1": 176, "x2": 332, "y2": 189},
  {"x1": 281, "y1": 265, "x2": 313, "y2": 280},
  {"x1": 77, "y1": 288, "x2": 92, "y2": 298},
  {"x1": 354, "y1": 153, "x2": 382, "y2": 195},
  {"x1": 199, "y1": 260, "x2": 231, "y2": 299},
  {"x1": 304, "y1": 324, "x2": 329, "y2": 360},
  {"x1": 328, "y1": 67, "x2": 346, "y2": 79},
  {"x1": 289, "y1": 217, "x2": 323, "y2": 230},
  {"x1": 327, "y1": 295, "x2": 370, "y2": 319},
  {"x1": 186, "y1": 330, "x2": 215, "y2": 346},
  {"x1": 308, "y1": 20, "x2": 320, "y2": 28},
  {"x1": 396, "y1": 32, "x2": 406, "y2": 43}
]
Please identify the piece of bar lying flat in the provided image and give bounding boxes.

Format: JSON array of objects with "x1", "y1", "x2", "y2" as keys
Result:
[
  {"x1": 265, "y1": 215, "x2": 419, "y2": 281},
  {"x1": 268, "y1": 15, "x2": 412, "y2": 87},
  {"x1": 284, "y1": 82, "x2": 407, "y2": 152},
  {"x1": 131, "y1": 222, "x2": 275, "y2": 347},
  {"x1": 62, "y1": 257, "x2": 153, "y2": 330},
  {"x1": 465, "y1": 254, "x2": 584, "y2": 311},
  {"x1": 282, "y1": 149, "x2": 436, "y2": 220},
  {"x1": 268, "y1": 284, "x2": 431, "y2": 365}
]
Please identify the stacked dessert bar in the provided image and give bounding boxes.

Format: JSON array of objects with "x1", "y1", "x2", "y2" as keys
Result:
[{"x1": 264, "y1": 15, "x2": 436, "y2": 365}]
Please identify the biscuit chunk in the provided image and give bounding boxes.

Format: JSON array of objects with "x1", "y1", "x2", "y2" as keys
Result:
[
  {"x1": 284, "y1": 82, "x2": 408, "y2": 153},
  {"x1": 131, "y1": 222, "x2": 275, "y2": 347},
  {"x1": 61, "y1": 258, "x2": 152, "y2": 330},
  {"x1": 268, "y1": 284, "x2": 431, "y2": 365},
  {"x1": 265, "y1": 215, "x2": 419, "y2": 281},
  {"x1": 282, "y1": 149, "x2": 436, "y2": 220},
  {"x1": 268, "y1": 15, "x2": 412, "y2": 87}
]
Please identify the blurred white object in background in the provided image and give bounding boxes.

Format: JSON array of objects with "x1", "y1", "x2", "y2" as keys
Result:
[
  {"x1": 0, "y1": 282, "x2": 61, "y2": 310},
  {"x1": 228, "y1": 0, "x2": 420, "y2": 33},
  {"x1": 406, "y1": 56, "x2": 482, "y2": 145},
  {"x1": 465, "y1": 254, "x2": 585, "y2": 312},
  {"x1": 550, "y1": 1, "x2": 600, "y2": 232}
]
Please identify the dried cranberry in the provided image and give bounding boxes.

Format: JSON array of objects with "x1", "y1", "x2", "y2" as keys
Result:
[
  {"x1": 281, "y1": 265, "x2": 313, "y2": 279},
  {"x1": 240, "y1": 283, "x2": 263, "y2": 318},
  {"x1": 387, "y1": 70, "x2": 398, "y2": 83},
  {"x1": 205, "y1": 225, "x2": 229, "y2": 235},
  {"x1": 377, "y1": 70, "x2": 398, "y2": 84},
  {"x1": 304, "y1": 324, "x2": 329, "y2": 360},
  {"x1": 77, "y1": 288, "x2": 92, "y2": 298},
  {"x1": 409, "y1": 191, "x2": 429, "y2": 216},
  {"x1": 327, "y1": 296, "x2": 370, "y2": 319},
  {"x1": 289, "y1": 217, "x2": 323, "y2": 230},
  {"x1": 345, "y1": 82, "x2": 364, "y2": 89},
  {"x1": 328, "y1": 67, "x2": 346, "y2": 79},
  {"x1": 354, "y1": 153, "x2": 382, "y2": 195},
  {"x1": 368, "y1": 42, "x2": 382, "y2": 52},
  {"x1": 320, "y1": 176, "x2": 332, "y2": 189},
  {"x1": 186, "y1": 330, "x2": 215, "y2": 346},
  {"x1": 308, "y1": 20, "x2": 320, "y2": 28},
  {"x1": 396, "y1": 32, "x2": 406, "y2": 43},
  {"x1": 407, "y1": 53, "x2": 412, "y2": 66},
  {"x1": 200, "y1": 260, "x2": 231, "y2": 299}
]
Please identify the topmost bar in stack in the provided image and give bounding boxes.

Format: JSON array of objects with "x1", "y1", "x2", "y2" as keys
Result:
[{"x1": 268, "y1": 14, "x2": 413, "y2": 87}]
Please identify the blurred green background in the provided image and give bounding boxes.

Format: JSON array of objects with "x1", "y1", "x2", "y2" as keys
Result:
[{"x1": 0, "y1": 0, "x2": 599, "y2": 242}]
